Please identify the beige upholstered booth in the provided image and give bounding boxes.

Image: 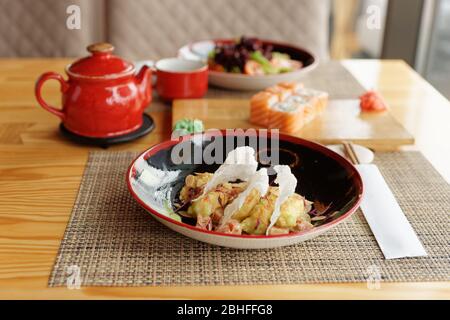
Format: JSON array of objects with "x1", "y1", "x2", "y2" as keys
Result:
[
  {"x1": 0, "y1": 0, "x2": 105, "y2": 57},
  {"x1": 0, "y1": 0, "x2": 330, "y2": 60},
  {"x1": 107, "y1": 0, "x2": 330, "y2": 60}
]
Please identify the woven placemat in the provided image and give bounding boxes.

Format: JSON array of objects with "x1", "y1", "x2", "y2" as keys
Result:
[
  {"x1": 48, "y1": 151, "x2": 450, "y2": 287},
  {"x1": 150, "y1": 61, "x2": 365, "y2": 112}
]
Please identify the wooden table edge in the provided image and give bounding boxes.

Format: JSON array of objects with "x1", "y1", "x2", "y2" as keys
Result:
[{"x1": 0, "y1": 281, "x2": 449, "y2": 300}]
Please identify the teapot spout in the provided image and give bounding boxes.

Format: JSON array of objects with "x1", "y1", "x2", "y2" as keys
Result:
[{"x1": 136, "y1": 65, "x2": 152, "y2": 107}]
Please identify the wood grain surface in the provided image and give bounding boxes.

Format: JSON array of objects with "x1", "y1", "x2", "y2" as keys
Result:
[
  {"x1": 0, "y1": 59, "x2": 449, "y2": 299},
  {"x1": 172, "y1": 99, "x2": 414, "y2": 150}
]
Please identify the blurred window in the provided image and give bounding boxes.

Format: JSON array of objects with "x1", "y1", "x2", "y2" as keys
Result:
[
  {"x1": 423, "y1": 0, "x2": 450, "y2": 98},
  {"x1": 331, "y1": 0, "x2": 388, "y2": 59}
]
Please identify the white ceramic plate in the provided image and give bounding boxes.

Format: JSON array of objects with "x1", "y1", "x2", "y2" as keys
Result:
[{"x1": 178, "y1": 39, "x2": 319, "y2": 91}]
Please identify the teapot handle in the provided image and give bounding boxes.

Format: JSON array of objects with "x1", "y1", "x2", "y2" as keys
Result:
[{"x1": 35, "y1": 72, "x2": 69, "y2": 121}]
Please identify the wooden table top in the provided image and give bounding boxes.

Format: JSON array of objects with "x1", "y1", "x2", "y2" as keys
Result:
[{"x1": 0, "y1": 59, "x2": 449, "y2": 299}]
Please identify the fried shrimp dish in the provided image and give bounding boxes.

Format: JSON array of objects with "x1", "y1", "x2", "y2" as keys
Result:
[{"x1": 175, "y1": 146, "x2": 316, "y2": 236}]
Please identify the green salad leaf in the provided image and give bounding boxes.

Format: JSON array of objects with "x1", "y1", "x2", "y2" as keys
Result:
[
  {"x1": 250, "y1": 51, "x2": 279, "y2": 74},
  {"x1": 231, "y1": 66, "x2": 241, "y2": 73},
  {"x1": 163, "y1": 199, "x2": 182, "y2": 222},
  {"x1": 249, "y1": 51, "x2": 295, "y2": 74}
]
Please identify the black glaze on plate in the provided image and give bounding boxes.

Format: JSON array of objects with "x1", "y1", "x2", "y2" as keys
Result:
[
  {"x1": 144, "y1": 133, "x2": 362, "y2": 227},
  {"x1": 213, "y1": 39, "x2": 316, "y2": 71},
  {"x1": 60, "y1": 113, "x2": 155, "y2": 148},
  {"x1": 270, "y1": 43, "x2": 316, "y2": 69}
]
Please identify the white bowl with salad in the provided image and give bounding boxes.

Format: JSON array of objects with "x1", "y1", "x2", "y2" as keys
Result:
[{"x1": 178, "y1": 36, "x2": 318, "y2": 91}]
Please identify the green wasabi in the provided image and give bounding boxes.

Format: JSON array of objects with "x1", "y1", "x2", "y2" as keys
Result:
[{"x1": 173, "y1": 118, "x2": 204, "y2": 136}]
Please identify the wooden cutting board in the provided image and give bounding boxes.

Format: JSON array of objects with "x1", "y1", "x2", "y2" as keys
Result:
[{"x1": 172, "y1": 99, "x2": 414, "y2": 150}]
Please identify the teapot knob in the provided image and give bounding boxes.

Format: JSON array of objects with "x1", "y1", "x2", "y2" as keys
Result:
[{"x1": 87, "y1": 42, "x2": 114, "y2": 54}]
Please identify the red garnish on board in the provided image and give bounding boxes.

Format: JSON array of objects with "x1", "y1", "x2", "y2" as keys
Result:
[{"x1": 360, "y1": 90, "x2": 387, "y2": 112}]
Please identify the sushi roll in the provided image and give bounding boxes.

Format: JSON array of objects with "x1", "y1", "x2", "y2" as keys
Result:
[
  {"x1": 249, "y1": 82, "x2": 328, "y2": 134},
  {"x1": 267, "y1": 99, "x2": 305, "y2": 133},
  {"x1": 265, "y1": 85, "x2": 292, "y2": 101},
  {"x1": 277, "y1": 82, "x2": 304, "y2": 92},
  {"x1": 249, "y1": 91, "x2": 278, "y2": 126},
  {"x1": 295, "y1": 88, "x2": 329, "y2": 116}
]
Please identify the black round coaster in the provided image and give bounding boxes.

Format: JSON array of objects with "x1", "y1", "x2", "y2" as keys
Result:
[{"x1": 59, "y1": 114, "x2": 155, "y2": 148}]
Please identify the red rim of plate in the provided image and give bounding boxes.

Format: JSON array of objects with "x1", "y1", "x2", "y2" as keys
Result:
[{"x1": 126, "y1": 130, "x2": 364, "y2": 240}]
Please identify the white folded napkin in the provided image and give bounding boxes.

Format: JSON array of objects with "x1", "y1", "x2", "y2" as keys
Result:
[{"x1": 356, "y1": 164, "x2": 427, "y2": 259}]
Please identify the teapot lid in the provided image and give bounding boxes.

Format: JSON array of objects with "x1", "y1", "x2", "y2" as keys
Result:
[{"x1": 67, "y1": 43, "x2": 134, "y2": 79}]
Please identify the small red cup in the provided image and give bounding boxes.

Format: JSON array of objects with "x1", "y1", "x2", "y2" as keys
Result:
[{"x1": 154, "y1": 58, "x2": 208, "y2": 100}]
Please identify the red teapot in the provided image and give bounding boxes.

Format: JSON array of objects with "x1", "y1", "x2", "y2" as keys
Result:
[{"x1": 35, "y1": 43, "x2": 152, "y2": 138}]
